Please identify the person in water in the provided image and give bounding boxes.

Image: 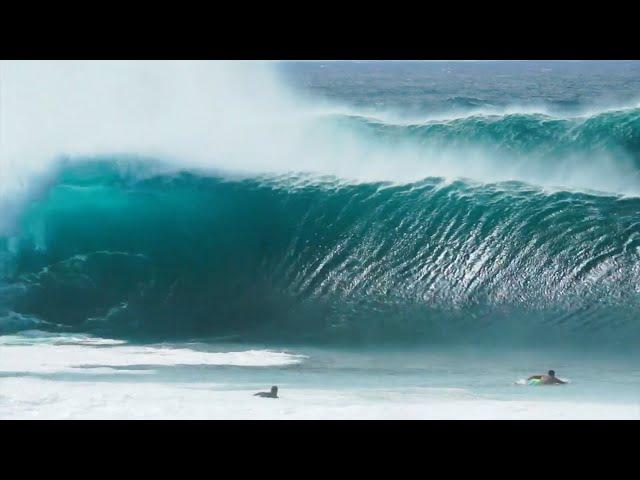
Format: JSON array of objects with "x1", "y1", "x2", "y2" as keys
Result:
[
  {"x1": 254, "y1": 386, "x2": 278, "y2": 398},
  {"x1": 527, "y1": 370, "x2": 566, "y2": 385}
]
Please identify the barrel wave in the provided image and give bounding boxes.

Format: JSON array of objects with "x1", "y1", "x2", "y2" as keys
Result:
[{"x1": 2, "y1": 107, "x2": 640, "y2": 346}]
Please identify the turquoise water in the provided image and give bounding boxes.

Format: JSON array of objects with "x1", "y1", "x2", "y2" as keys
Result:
[
  {"x1": 155, "y1": 344, "x2": 640, "y2": 405},
  {"x1": 2, "y1": 163, "x2": 640, "y2": 347},
  {"x1": 2, "y1": 61, "x2": 640, "y2": 356}
]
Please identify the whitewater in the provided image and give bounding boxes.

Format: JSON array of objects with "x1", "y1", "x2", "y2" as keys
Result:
[{"x1": 1, "y1": 60, "x2": 639, "y2": 419}]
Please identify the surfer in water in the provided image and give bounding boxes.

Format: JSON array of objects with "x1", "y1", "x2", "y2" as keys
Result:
[
  {"x1": 527, "y1": 370, "x2": 566, "y2": 385},
  {"x1": 254, "y1": 386, "x2": 278, "y2": 398}
]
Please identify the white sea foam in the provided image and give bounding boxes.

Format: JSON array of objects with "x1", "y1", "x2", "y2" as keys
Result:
[
  {"x1": 0, "y1": 334, "x2": 637, "y2": 419},
  {"x1": 0, "y1": 339, "x2": 306, "y2": 375},
  {"x1": 0, "y1": 330, "x2": 127, "y2": 346},
  {"x1": 0, "y1": 376, "x2": 636, "y2": 420}
]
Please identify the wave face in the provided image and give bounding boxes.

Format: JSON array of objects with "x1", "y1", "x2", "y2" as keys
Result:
[{"x1": 2, "y1": 158, "x2": 640, "y2": 346}]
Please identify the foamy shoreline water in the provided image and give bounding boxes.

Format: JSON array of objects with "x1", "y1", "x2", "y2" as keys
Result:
[
  {"x1": 1, "y1": 377, "x2": 637, "y2": 419},
  {"x1": 1, "y1": 333, "x2": 638, "y2": 419}
]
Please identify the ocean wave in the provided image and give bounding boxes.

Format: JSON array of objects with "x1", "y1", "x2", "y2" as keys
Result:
[
  {"x1": 1, "y1": 161, "x2": 639, "y2": 344},
  {"x1": 338, "y1": 106, "x2": 640, "y2": 165}
]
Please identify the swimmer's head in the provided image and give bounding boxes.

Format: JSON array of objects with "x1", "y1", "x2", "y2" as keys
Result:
[
  {"x1": 271, "y1": 386, "x2": 278, "y2": 395},
  {"x1": 548, "y1": 370, "x2": 555, "y2": 377}
]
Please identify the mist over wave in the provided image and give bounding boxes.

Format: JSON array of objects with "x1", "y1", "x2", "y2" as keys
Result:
[
  {"x1": 2, "y1": 61, "x2": 640, "y2": 232},
  {"x1": 2, "y1": 61, "x2": 640, "y2": 345}
]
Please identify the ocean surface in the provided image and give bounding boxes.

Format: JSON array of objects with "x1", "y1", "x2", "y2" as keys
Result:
[{"x1": 1, "y1": 61, "x2": 639, "y2": 418}]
